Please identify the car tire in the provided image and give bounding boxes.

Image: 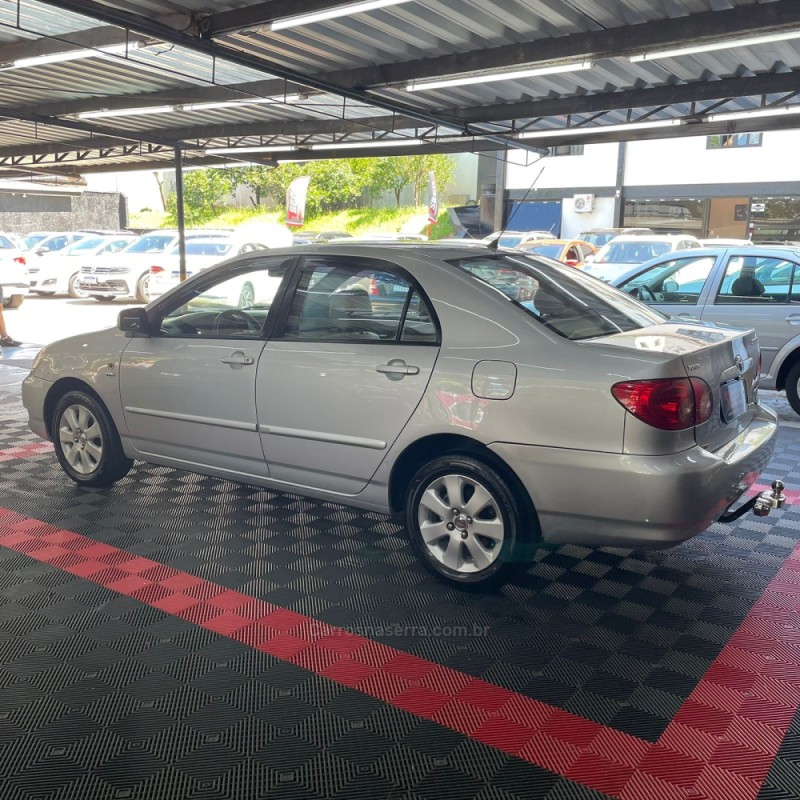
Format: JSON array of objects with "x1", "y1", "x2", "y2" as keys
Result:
[
  {"x1": 68, "y1": 273, "x2": 88, "y2": 299},
  {"x1": 52, "y1": 390, "x2": 133, "y2": 487},
  {"x1": 238, "y1": 282, "x2": 255, "y2": 308},
  {"x1": 405, "y1": 454, "x2": 531, "y2": 588},
  {"x1": 785, "y1": 360, "x2": 800, "y2": 416},
  {"x1": 135, "y1": 273, "x2": 151, "y2": 304},
  {"x1": 2, "y1": 294, "x2": 23, "y2": 309},
  {"x1": 92, "y1": 295, "x2": 115, "y2": 302}
]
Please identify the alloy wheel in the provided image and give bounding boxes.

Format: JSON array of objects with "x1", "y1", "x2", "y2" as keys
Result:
[{"x1": 58, "y1": 404, "x2": 103, "y2": 475}]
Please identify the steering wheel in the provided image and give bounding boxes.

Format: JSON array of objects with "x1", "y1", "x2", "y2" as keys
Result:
[
  {"x1": 213, "y1": 309, "x2": 261, "y2": 335},
  {"x1": 630, "y1": 284, "x2": 657, "y2": 302}
]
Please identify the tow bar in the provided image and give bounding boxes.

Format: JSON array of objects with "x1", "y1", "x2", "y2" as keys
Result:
[{"x1": 719, "y1": 480, "x2": 787, "y2": 523}]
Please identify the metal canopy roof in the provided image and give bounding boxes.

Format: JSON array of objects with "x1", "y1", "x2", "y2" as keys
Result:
[{"x1": 1, "y1": 0, "x2": 799, "y2": 182}]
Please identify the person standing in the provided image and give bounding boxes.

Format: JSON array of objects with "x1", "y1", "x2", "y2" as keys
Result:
[{"x1": 0, "y1": 288, "x2": 22, "y2": 348}]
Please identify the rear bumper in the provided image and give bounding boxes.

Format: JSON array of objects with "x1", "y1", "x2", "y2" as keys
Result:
[{"x1": 490, "y1": 403, "x2": 779, "y2": 549}]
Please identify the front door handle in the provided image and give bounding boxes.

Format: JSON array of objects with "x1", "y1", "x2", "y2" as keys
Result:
[
  {"x1": 376, "y1": 359, "x2": 420, "y2": 380},
  {"x1": 786, "y1": 314, "x2": 800, "y2": 325},
  {"x1": 221, "y1": 351, "x2": 254, "y2": 369}
]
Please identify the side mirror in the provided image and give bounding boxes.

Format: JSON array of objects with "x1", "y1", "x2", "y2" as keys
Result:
[
  {"x1": 583, "y1": 254, "x2": 595, "y2": 264},
  {"x1": 118, "y1": 308, "x2": 151, "y2": 337},
  {"x1": 35, "y1": 247, "x2": 48, "y2": 255}
]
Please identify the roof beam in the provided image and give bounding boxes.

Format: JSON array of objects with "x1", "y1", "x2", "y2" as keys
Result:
[
  {"x1": 450, "y1": 70, "x2": 800, "y2": 124},
  {"x1": 199, "y1": 1, "x2": 356, "y2": 38}
]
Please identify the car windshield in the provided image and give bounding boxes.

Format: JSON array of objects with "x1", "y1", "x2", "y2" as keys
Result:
[
  {"x1": 448, "y1": 253, "x2": 665, "y2": 341},
  {"x1": 595, "y1": 240, "x2": 672, "y2": 263},
  {"x1": 168, "y1": 241, "x2": 232, "y2": 256},
  {"x1": 68, "y1": 237, "x2": 105, "y2": 253},
  {"x1": 124, "y1": 234, "x2": 175, "y2": 253},
  {"x1": 580, "y1": 232, "x2": 615, "y2": 248},
  {"x1": 521, "y1": 244, "x2": 563, "y2": 258},
  {"x1": 22, "y1": 233, "x2": 48, "y2": 249}
]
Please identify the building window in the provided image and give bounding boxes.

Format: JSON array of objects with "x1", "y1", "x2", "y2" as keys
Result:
[
  {"x1": 707, "y1": 132, "x2": 762, "y2": 149},
  {"x1": 548, "y1": 144, "x2": 584, "y2": 156},
  {"x1": 623, "y1": 198, "x2": 705, "y2": 235}
]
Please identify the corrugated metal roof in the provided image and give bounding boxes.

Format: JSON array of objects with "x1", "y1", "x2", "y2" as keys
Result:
[{"x1": 0, "y1": 0, "x2": 798, "y2": 179}]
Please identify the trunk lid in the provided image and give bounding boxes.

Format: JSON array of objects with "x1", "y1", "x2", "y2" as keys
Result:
[{"x1": 594, "y1": 320, "x2": 759, "y2": 451}]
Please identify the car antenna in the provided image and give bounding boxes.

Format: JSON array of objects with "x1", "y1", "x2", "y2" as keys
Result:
[{"x1": 487, "y1": 157, "x2": 547, "y2": 252}]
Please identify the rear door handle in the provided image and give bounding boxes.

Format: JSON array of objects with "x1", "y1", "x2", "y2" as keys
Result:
[
  {"x1": 376, "y1": 359, "x2": 420, "y2": 379},
  {"x1": 785, "y1": 314, "x2": 800, "y2": 325},
  {"x1": 221, "y1": 351, "x2": 254, "y2": 368}
]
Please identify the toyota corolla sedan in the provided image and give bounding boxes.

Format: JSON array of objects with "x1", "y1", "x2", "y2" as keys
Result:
[{"x1": 23, "y1": 244, "x2": 780, "y2": 587}]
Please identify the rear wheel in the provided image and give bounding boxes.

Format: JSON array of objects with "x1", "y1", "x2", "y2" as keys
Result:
[
  {"x1": 405, "y1": 454, "x2": 530, "y2": 588},
  {"x1": 52, "y1": 390, "x2": 132, "y2": 487},
  {"x1": 68, "y1": 272, "x2": 88, "y2": 299},
  {"x1": 785, "y1": 361, "x2": 800, "y2": 416}
]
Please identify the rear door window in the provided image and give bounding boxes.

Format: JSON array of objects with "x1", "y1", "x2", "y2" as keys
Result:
[
  {"x1": 617, "y1": 255, "x2": 717, "y2": 305},
  {"x1": 716, "y1": 255, "x2": 793, "y2": 304},
  {"x1": 449, "y1": 253, "x2": 665, "y2": 341}
]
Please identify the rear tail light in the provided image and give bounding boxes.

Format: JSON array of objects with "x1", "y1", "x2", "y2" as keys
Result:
[
  {"x1": 150, "y1": 266, "x2": 165, "y2": 274},
  {"x1": 754, "y1": 352, "x2": 762, "y2": 389},
  {"x1": 13, "y1": 256, "x2": 25, "y2": 266},
  {"x1": 611, "y1": 377, "x2": 712, "y2": 431},
  {"x1": 368, "y1": 278, "x2": 379, "y2": 296},
  {"x1": 564, "y1": 259, "x2": 579, "y2": 267}
]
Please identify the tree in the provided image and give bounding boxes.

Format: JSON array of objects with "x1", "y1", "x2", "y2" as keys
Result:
[
  {"x1": 166, "y1": 168, "x2": 237, "y2": 225},
  {"x1": 370, "y1": 154, "x2": 456, "y2": 207}
]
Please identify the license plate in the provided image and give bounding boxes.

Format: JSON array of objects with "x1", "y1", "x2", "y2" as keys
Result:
[
  {"x1": 82, "y1": 275, "x2": 97, "y2": 284},
  {"x1": 721, "y1": 378, "x2": 747, "y2": 423}
]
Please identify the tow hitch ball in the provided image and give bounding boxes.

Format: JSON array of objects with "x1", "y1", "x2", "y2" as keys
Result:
[
  {"x1": 719, "y1": 480, "x2": 786, "y2": 523},
  {"x1": 754, "y1": 480, "x2": 786, "y2": 517}
]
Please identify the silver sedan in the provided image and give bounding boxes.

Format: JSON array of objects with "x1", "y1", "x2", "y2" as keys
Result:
[{"x1": 22, "y1": 243, "x2": 780, "y2": 587}]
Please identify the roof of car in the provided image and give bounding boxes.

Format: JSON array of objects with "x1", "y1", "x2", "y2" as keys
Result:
[{"x1": 603, "y1": 234, "x2": 699, "y2": 243}]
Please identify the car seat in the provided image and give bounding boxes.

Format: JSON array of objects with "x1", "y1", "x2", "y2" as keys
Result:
[{"x1": 731, "y1": 267, "x2": 765, "y2": 297}]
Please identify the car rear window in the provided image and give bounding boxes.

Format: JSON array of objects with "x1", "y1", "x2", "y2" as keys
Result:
[
  {"x1": 0, "y1": 236, "x2": 15, "y2": 249},
  {"x1": 124, "y1": 235, "x2": 175, "y2": 253},
  {"x1": 448, "y1": 253, "x2": 665, "y2": 341},
  {"x1": 521, "y1": 244, "x2": 562, "y2": 258}
]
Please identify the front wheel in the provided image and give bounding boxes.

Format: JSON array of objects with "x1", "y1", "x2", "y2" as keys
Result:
[
  {"x1": 785, "y1": 361, "x2": 800, "y2": 416},
  {"x1": 405, "y1": 454, "x2": 530, "y2": 588},
  {"x1": 135, "y1": 273, "x2": 151, "y2": 304},
  {"x1": 68, "y1": 272, "x2": 88, "y2": 299},
  {"x1": 2, "y1": 294, "x2": 23, "y2": 309},
  {"x1": 52, "y1": 390, "x2": 133, "y2": 487}
]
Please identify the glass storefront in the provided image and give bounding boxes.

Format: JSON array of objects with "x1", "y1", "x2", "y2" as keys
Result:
[{"x1": 623, "y1": 196, "x2": 800, "y2": 243}]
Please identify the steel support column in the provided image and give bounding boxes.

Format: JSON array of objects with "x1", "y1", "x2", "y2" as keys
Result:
[{"x1": 175, "y1": 146, "x2": 187, "y2": 283}]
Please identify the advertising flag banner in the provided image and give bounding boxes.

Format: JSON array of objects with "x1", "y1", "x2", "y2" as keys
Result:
[
  {"x1": 427, "y1": 170, "x2": 439, "y2": 225},
  {"x1": 286, "y1": 176, "x2": 310, "y2": 227}
]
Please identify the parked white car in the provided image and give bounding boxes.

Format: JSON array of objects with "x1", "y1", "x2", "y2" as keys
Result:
[
  {"x1": 148, "y1": 239, "x2": 268, "y2": 301},
  {"x1": 583, "y1": 234, "x2": 703, "y2": 282},
  {"x1": 30, "y1": 233, "x2": 136, "y2": 298},
  {"x1": 79, "y1": 230, "x2": 231, "y2": 303},
  {"x1": 0, "y1": 232, "x2": 29, "y2": 308}
]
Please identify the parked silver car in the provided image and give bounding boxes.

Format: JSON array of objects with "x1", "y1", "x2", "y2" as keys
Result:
[
  {"x1": 611, "y1": 246, "x2": 800, "y2": 415},
  {"x1": 23, "y1": 244, "x2": 780, "y2": 587}
]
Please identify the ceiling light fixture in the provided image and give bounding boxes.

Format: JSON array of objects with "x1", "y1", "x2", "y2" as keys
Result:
[
  {"x1": 629, "y1": 28, "x2": 800, "y2": 61},
  {"x1": 5, "y1": 41, "x2": 141, "y2": 70},
  {"x1": 406, "y1": 60, "x2": 593, "y2": 92},
  {"x1": 77, "y1": 94, "x2": 304, "y2": 120},
  {"x1": 312, "y1": 138, "x2": 423, "y2": 150},
  {"x1": 517, "y1": 119, "x2": 684, "y2": 139},
  {"x1": 271, "y1": 0, "x2": 414, "y2": 31},
  {"x1": 706, "y1": 105, "x2": 800, "y2": 122},
  {"x1": 78, "y1": 105, "x2": 174, "y2": 120},
  {"x1": 204, "y1": 145, "x2": 298, "y2": 155}
]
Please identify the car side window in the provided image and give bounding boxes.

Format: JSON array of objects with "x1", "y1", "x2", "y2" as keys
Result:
[
  {"x1": 617, "y1": 256, "x2": 716, "y2": 305},
  {"x1": 716, "y1": 255, "x2": 791, "y2": 304},
  {"x1": 282, "y1": 258, "x2": 438, "y2": 343},
  {"x1": 157, "y1": 257, "x2": 291, "y2": 339}
]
